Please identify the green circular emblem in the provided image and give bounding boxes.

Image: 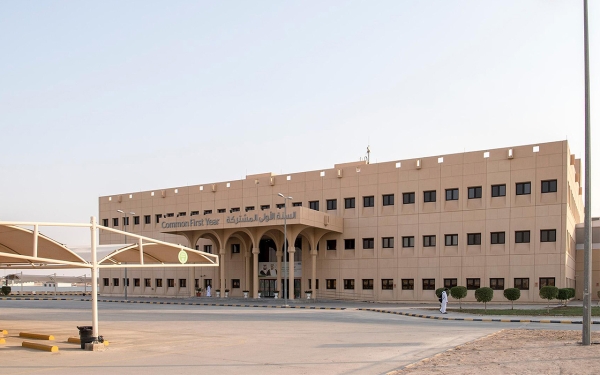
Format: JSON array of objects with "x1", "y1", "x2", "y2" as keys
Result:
[{"x1": 178, "y1": 249, "x2": 188, "y2": 264}]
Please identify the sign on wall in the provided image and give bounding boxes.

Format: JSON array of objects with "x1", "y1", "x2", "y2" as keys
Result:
[{"x1": 258, "y1": 262, "x2": 301, "y2": 278}]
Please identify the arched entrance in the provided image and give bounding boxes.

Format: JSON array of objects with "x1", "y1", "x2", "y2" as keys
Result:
[{"x1": 257, "y1": 236, "x2": 302, "y2": 298}]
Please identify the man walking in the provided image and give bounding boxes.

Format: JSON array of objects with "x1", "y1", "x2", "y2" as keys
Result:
[{"x1": 440, "y1": 288, "x2": 449, "y2": 314}]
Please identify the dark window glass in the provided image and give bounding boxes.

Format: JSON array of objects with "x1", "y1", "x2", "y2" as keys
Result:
[
  {"x1": 103, "y1": 278, "x2": 109, "y2": 286},
  {"x1": 260, "y1": 205, "x2": 270, "y2": 210},
  {"x1": 445, "y1": 234, "x2": 458, "y2": 246},
  {"x1": 468, "y1": 186, "x2": 482, "y2": 199},
  {"x1": 362, "y1": 279, "x2": 374, "y2": 290},
  {"x1": 382, "y1": 279, "x2": 394, "y2": 290},
  {"x1": 144, "y1": 215, "x2": 151, "y2": 224},
  {"x1": 491, "y1": 184, "x2": 506, "y2": 197},
  {"x1": 363, "y1": 196, "x2": 375, "y2": 207},
  {"x1": 113, "y1": 218, "x2": 119, "y2": 227},
  {"x1": 231, "y1": 244, "x2": 241, "y2": 253},
  {"x1": 190, "y1": 211, "x2": 199, "y2": 216},
  {"x1": 541, "y1": 180, "x2": 557, "y2": 193},
  {"x1": 309, "y1": 201, "x2": 319, "y2": 211},
  {"x1": 344, "y1": 197, "x2": 355, "y2": 209},
  {"x1": 344, "y1": 239, "x2": 355, "y2": 250},
  {"x1": 231, "y1": 279, "x2": 240, "y2": 288},
  {"x1": 490, "y1": 278, "x2": 504, "y2": 290},
  {"x1": 326, "y1": 279, "x2": 336, "y2": 289},
  {"x1": 382, "y1": 194, "x2": 394, "y2": 206},
  {"x1": 155, "y1": 279, "x2": 162, "y2": 288},
  {"x1": 144, "y1": 278, "x2": 151, "y2": 287},
  {"x1": 403, "y1": 192, "x2": 415, "y2": 204},
  {"x1": 363, "y1": 238, "x2": 375, "y2": 249},
  {"x1": 466, "y1": 278, "x2": 480, "y2": 290},
  {"x1": 424, "y1": 190, "x2": 436, "y2": 203},
  {"x1": 516, "y1": 182, "x2": 531, "y2": 195},
  {"x1": 422, "y1": 279, "x2": 435, "y2": 290},
  {"x1": 402, "y1": 279, "x2": 414, "y2": 290},
  {"x1": 245, "y1": 206, "x2": 254, "y2": 212},
  {"x1": 326, "y1": 240, "x2": 337, "y2": 250},
  {"x1": 155, "y1": 214, "x2": 162, "y2": 223},
  {"x1": 134, "y1": 278, "x2": 140, "y2": 287},
  {"x1": 491, "y1": 232, "x2": 505, "y2": 244},
  {"x1": 515, "y1": 230, "x2": 530, "y2": 243},
  {"x1": 204, "y1": 245, "x2": 213, "y2": 253},
  {"x1": 382, "y1": 237, "x2": 394, "y2": 248},
  {"x1": 539, "y1": 277, "x2": 555, "y2": 289},
  {"x1": 203, "y1": 210, "x2": 212, "y2": 215},
  {"x1": 292, "y1": 202, "x2": 302, "y2": 207},
  {"x1": 230, "y1": 208, "x2": 240, "y2": 213},
  {"x1": 541, "y1": 229, "x2": 557, "y2": 242},
  {"x1": 167, "y1": 279, "x2": 175, "y2": 288},
  {"x1": 113, "y1": 278, "x2": 119, "y2": 286},
  {"x1": 467, "y1": 233, "x2": 481, "y2": 245},
  {"x1": 123, "y1": 217, "x2": 130, "y2": 226},
  {"x1": 344, "y1": 279, "x2": 355, "y2": 290},
  {"x1": 402, "y1": 236, "x2": 415, "y2": 248},
  {"x1": 326, "y1": 199, "x2": 337, "y2": 210},
  {"x1": 133, "y1": 216, "x2": 140, "y2": 225},
  {"x1": 445, "y1": 189, "x2": 459, "y2": 201},
  {"x1": 102, "y1": 219, "x2": 109, "y2": 227},
  {"x1": 514, "y1": 278, "x2": 529, "y2": 290},
  {"x1": 423, "y1": 235, "x2": 436, "y2": 247},
  {"x1": 179, "y1": 279, "x2": 187, "y2": 288},
  {"x1": 177, "y1": 212, "x2": 186, "y2": 217},
  {"x1": 444, "y1": 278, "x2": 457, "y2": 288}
]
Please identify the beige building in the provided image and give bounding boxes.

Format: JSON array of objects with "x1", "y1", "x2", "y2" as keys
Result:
[{"x1": 98, "y1": 140, "x2": 585, "y2": 302}]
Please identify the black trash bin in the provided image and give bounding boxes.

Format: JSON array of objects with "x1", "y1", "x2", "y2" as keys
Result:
[{"x1": 77, "y1": 326, "x2": 95, "y2": 349}]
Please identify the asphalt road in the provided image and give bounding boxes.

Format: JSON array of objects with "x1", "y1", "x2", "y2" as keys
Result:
[{"x1": 0, "y1": 298, "x2": 596, "y2": 375}]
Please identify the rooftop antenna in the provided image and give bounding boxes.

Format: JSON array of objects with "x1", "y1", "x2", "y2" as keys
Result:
[{"x1": 366, "y1": 145, "x2": 371, "y2": 164}]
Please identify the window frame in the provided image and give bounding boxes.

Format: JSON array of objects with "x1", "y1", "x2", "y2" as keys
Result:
[
  {"x1": 515, "y1": 230, "x2": 531, "y2": 243},
  {"x1": 382, "y1": 194, "x2": 395, "y2": 206},
  {"x1": 539, "y1": 277, "x2": 555, "y2": 289},
  {"x1": 155, "y1": 278, "x2": 163, "y2": 288},
  {"x1": 326, "y1": 199, "x2": 337, "y2": 210},
  {"x1": 231, "y1": 279, "x2": 241, "y2": 289},
  {"x1": 344, "y1": 239, "x2": 355, "y2": 250},
  {"x1": 444, "y1": 278, "x2": 457, "y2": 289},
  {"x1": 445, "y1": 234, "x2": 458, "y2": 246},
  {"x1": 309, "y1": 201, "x2": 320, "y2": 211},
  {"x1": 402, "y1": 236, "x2": 415, "y2": 248},
  {"x1": 343, "y1": 279, "x2": 355, "y2": 290},
  {"x1": 423, "y1": 190, "x2": 436, "y2": 203},
  {"x1": 514, "y1": 277, "x2": 529, "y2": 290},
  {"x1": 515, "y1": 182, "x2": 531, "y2": 195},
  {"x1": 381, "y1": 279, "x2": 394, "y2": 290},
  {"x1": 231, "y1": 243, "x2": 241, "y2": 253},
  {"x1": 423, "y1": 235, "x2": 436, "y2": 247},
  {"x1": 178, "y1": 278, "x2": 187, "y2": 288},
  {"x1": 467, "y1": 233, "x2": 482, "y2": 245},
  {"x1": 362, "y1": 279, "x2": 374, "y2": 290},
  {"x1": 362, "y1": 238, "x2": 375, "y2": 249},
  {"x1": 491, "y1": 184, "x2": 506, "y2": 197},
  {"x1": 401, "y1": 279, "x2": 414, "y2": 290},
  {"x1": 490, "y1": 278, "x2": 505, "y2": 290},
  {"x1": 382, "y1": 237, "x2": 394, "y2": 248},
  {"x1": 466, "y1": 278, "x2": 480, "y2": 290},
  {"x1": 326, "y1": 239, "x2": 337, "y2": 250},
  {"x1": 363, "y1": 196, "x2": 375, "y2": 208},
  {"x1": 344, "y1": 197, "x2": 356, "y2": 209},
  {"x1": 541, "y1": 229, "x2": 557, "y2": 242},
  {"x1": 326, "y1": 279, "x2": 337, "y2": 290},
  {"x1": 541, "y1": 179, "x2": 557, "y2": 193},
  {"x1": 445, "y1": 188, "x2": 459, "y2": 201},
  {"x1": 422, "y1": 279, "x2": 435, "y2": 290},
  {"x1": 491, "y1": 232, "x2": 506, "y2": 244},
  {"x1": 403, "y1": 192, "x2": 415, "y2": 204},
  {"x1": 468, "y1": 186, "x2": 482, "y2": 199}
]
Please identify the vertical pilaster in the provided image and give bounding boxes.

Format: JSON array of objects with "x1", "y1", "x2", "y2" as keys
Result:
[
  {"x1": 311, "y1": 251, "x2": 317, "y2": 299},
  {"x1": 276, "y1": 250, "x2": 282, "y2": 294},
  {"x1": 220, "y1": 248, "x2": 226, "y2": 298},
  {"x1": 252, "y1": 247, "x2": 260, "y2": 298},
  {"x1": 288, "y1": 247, "x2": 296, "y2": 300},
  {"x1": 244, "y1": 250, "x2": 250, "y2": 292}
]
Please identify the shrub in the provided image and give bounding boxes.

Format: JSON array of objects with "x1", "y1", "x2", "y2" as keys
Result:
[
  {"x1": 474, "y1": 287, "x2": 494, "y2": 311},
  {"x1": 1, "y1": 286, "x2": 11, "y2": 296},
  {"x1": 557, "y1": 288, "x2": 571, "y2": 306},
  {"x1": 435, "y1": 288, "x2": 445, "y2": 298},
  {"x1": 450, "y1": 286, "x2": 467, "y2": 310},
  {"x1": 566, "y1": 288, "x2": 576, "y2": 300},
  {"x1": 503, "y1": 288, "x2": 521, "y2": 310},
  {"x1": 539, "y1": 286, "x2": 559, "y2": 313}
]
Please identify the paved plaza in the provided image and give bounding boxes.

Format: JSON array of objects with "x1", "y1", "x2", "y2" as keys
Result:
[{"x1": 1, "y1": 298, "x2": 597, "y2": 375}]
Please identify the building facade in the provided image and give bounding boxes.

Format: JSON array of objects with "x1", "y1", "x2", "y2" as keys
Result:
[{"x1": 98, "y1": 140, "x2": 584, "y2": 302}]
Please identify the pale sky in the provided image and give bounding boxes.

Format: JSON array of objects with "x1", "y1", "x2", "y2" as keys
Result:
[{"x1": 1, "y1": 1, "x2": 599, "y2": 259}]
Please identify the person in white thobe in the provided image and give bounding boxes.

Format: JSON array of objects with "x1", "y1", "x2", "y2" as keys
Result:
[
  {"x1": 206, "y1": 285, "x2": 211, "y2": 297},
  {"x1": 440, "y1": 289, "x2": 448, "y2": 314}
]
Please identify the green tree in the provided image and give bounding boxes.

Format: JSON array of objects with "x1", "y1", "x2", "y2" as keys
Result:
[
  {"x1": 475, "y1": 287, "x2": 494, "y2": 311},
  {"x1": 503, "y1": 288, "x2": 521, "y2": 310},
  {"x1": 450, "y1": 286, "x2": 467, "y2": 310},
  {"x1": 435, "y1": 288, "x2": 445, "y2": 298},
  {"x1": 1, "y1": 286, "x2": 11, "y2": 296},
  {"x1": 539, "y1": 286, "x2": 559, "y2": 313},
  {"x1": 557, "y1": 288, "x2": 571, "y2": 307}
]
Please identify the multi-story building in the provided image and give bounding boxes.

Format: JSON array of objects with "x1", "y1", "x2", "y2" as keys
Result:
[{"x1": 98, "y1": 140, "x2": 584, "y2": 302}]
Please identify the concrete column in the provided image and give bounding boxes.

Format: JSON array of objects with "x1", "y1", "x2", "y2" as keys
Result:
[
  {"x1": 252, "y1": 247, "x2": 260, "y2": 298},
  {"x1": 188, "y1": 265, "x2": 194, "y2": 297},
  {"x1": 244, "y1": 250, "x2": 250, "y2": 292},
  {"x1": 276, "y1": 250, "x2": 282, "y2": 294},
  {"x1": 220, "y1": 248, "x2": 226, "y2": 298},
  {"x1": 288, "y1": 247, "x2": 296, "y2": 300},
  {"x1": 311, "y1": 251, "x2": 317, "y2": 299}
]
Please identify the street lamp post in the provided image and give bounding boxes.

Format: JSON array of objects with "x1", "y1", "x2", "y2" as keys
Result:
[
  {"x1": 278, "y1": 193, "x2": 292, "y2": 306},
  {"x1": 117, "y1": 209, "x2": 135, "y2": 300}
]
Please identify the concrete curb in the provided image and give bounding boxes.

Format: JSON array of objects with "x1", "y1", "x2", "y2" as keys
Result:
[
  {"x1": 79, "y1": 298, "x2": 346, "y2": 310},
  {"x1": 1, "y1": 297, "x2": 71, "y2": 301},
  {"x1": 359, "y1": 308, "x2": 600, "y2": 324}
]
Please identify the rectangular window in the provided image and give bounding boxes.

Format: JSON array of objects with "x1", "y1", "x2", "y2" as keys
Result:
[
  {"x1": 541, "y1": 229, "x2": 557, "y2": 242},
  {"x1": 423, "y1": 190, "x2": 436, "y2": 203},
  {"x1": 382, "y1": 194, "x2": 394, "y2": 206},
  {"x1": 344, "y1": 197, "x2": 355, "y2": 209},
  {"x1": 468, "y1": 186, "x2": 482, "y2": 199},
  {"x1": 217, "y1": 209, "x2": 226, "y2": 213},
  {"x1": 179, "y1": 279, "x2": 186, "y2": 288},
  {"x1": 363, "y1": 196, "x2": 375, "y2": 207},
  {"x1": 102, "y1": 219, "x2": 109, "y2": 227},
  {"x1": 133, "y1": 216, "x2": 140, "y2": 225},
  {"x1": 467, "y1": 233, "x2": 481, "y2": 245},
  {"x1": 541, "y1": 179, "x2": 557, "y2": 193},
  {"x1": 344, "y1": 239, "x2": 355, "y2": 250},
  {"x1": 491, "y1": 232, "x2": 505, "y2": 244},
  {"x1": 423, "y1": 235, "x2": 436, "y2": 247},
  {"x1": 445, "y1": 234, "x2": 458, "y2": 246},
  {"x1": 155, "y1": 214, "x2": 162, "y2": 223},
  {"x1": 165, "y1": 213, "x2": 174, "y2": 218},
  {"x1": 144, "y1": 278, "x2": 151, "y2": 287},
  {"x1": 260, "y1": 205, "x2": 270, "y2": 210},
  {"x1": 178, "y1": 212, "x2": 186, "y2": 217},
  {"x1": 134, "y1": 278, "x2": 140, "y2": 287},
  {"x1": 444, "y1": 278, "x2": 457, "y2": 288},
  {"x1": 381, "y1": 279, "x2": 394, "y2": 290},
  {"x1": 362, "y1": 279, "x2": 374, "y2": 290},
  {"x1": 113, "y1": 278, "x2": 119, "y2": 287},
  {"x1": 292, "y1": 202, "x2": 302, "y2": 207},
  {"x1": 190, "y1": 211, "x2": 199, "y2": 216},
  {"x1": 402, "y1": 236, "x2": 415, "y2": 248},
  {"x1": 195, "y1": 279, "x2": 199, "y2": 288},
  {"x1": 123, "y1": 217, "x2": 130, "y2": 226},
  {"x1": 204, "y1": 210, "x2": 213, "y2": 215},
  {"x1": 514, "y1": 278, "x2": 529, "y2": 290},
  {"x1": 155, "y1": 279, "x2": 163, "y2": 288},
  {"x1": 113, "y1": 218, "x2": 119, "y2": 227},
  {"x1": 326, "y1": 199, "x2": 337, "y2": 210},
  {"x1": 103, "y1": 278, "x2": 109, "y2": 286},
  {"x1": 422, "y1": 279, "x2": 435, "y2": 290},
  {"x1": 491, "y1": 184, "x2": 506, "y2": 197},
  {"x1": 326, "y1": 240, "x2": 337, "y2": 250},
  {"x1": 245, "y1": 206, "x2": 255, "y2": 212},
  {"x1": 490, "y1": 278, "x2": 505, "y2": 290},
  {"x1": 539, "y1": 277, "x2": 555, "y2": 289},
  {"x1": 326, "y1": 279, "x2": 336, "y2": 289},
  {"x1": 343, "y1": 279, "x2": 355, "y2": 290},
  {"x1": 466, "y1": 278, "x2": 480, "y2": 290},
  {"x1": 516, "y1": 182, "x2": 531, "y2": 195},
  {"x1": 204, "y1": 245, "x2": 212, "y2": 253},
  {"x1": 231, "y1": 244, "x2": 241, "y2": 253},
  {"x1": 401, "y1": 279, "x2": 414, "y2": 290},
  {"x1": 144, "y1": 215, "x2": 151, "y2": 224},
  {"x1": 363, "y1": 238, "x2": 375, "y2": 249},
  {"x1": 232, "y1": 279, "x2": 240, "y2": 288},
  {"x1": 445, "y1": 188, "x2": 459, "y2": 201},
  {"x1": 403, "y1": 192, "x2": 416, "y2": 204},
  {"x1": 230, "y1": 207, "x2": 240, "y2": 213},
  {"x1": 309, "y1": 201, "x2": 320, "y2": 211},
  {"x1": 382, "y1": 237, "x2": 394, "y2": 248},
  {"x1": 515, "y1": 230, "x2": 531, "y2": 243},
  {"x1": 123, "y1": 278, "x2": 129, "y2": 287},
  {"x1": 276, "y1": 203, "x2": 285, "y2": 209},
  {"x1": 167, "y1": 279, "x2": 175, "y2": 288}
]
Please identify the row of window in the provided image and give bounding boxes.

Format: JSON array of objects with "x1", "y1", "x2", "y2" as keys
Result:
[
  {"x1": 103, "y1": 277, "x2": 243, "y2": 289},
  {"x1": 321, "y1": 277, "x2": 555, "y2": 291},
  {"x1": 103, "y1": 180, "x2": 559, "y2": 227},
  {"x1": 327, "y1": 230, "x2": 556, "y2": 250}
]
